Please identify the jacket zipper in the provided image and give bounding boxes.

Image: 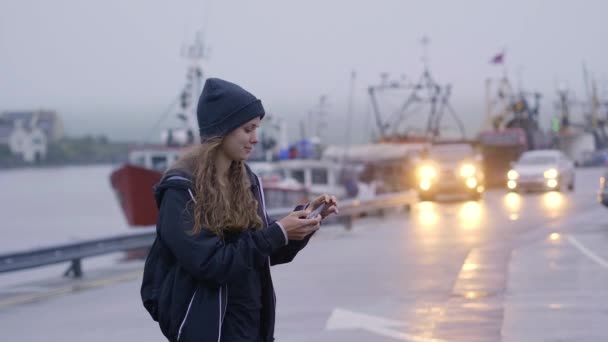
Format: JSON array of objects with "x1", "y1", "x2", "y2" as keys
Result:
[
  {"x1": 260, "y1": 179, "x2": 275, "y2": 285},
  {"x1": 258, "y1": 175, "x2": 277, "y2": 339},
  {"x1": 177, "y1": 289, "x2": 197, "y2": 341},
  {"x1": 258, "y1": 176, "x2": 277, "y2": 312},
  {"x1": 267, "y1": 258, "x2": 277, "y2": 310},
  {"x1": 217, "y1": 285, "x2": 228, "y2": 342}
]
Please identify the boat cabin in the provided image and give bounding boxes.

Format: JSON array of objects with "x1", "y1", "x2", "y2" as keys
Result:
[{"x1": 128, "y1": 146, "x2": 184, "y2": 172}]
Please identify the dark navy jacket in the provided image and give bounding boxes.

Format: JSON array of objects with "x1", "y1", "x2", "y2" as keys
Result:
[{"x1": 141, "y1": 166, "x2": 313, "y2": 342}]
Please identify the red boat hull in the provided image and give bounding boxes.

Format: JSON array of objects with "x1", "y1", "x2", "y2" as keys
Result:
[{"x1": 110, "y1": 164, "x2": 162, "y2": 226}]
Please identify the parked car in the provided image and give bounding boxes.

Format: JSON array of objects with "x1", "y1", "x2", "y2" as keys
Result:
[
  {"x1": 507, "y1": 150, "x2": 575, "y2": 192},
  {"x1": 598, "y1": 169, "x2": 608, "y2": 207},
  {"x1": 416, "y1": 143, "x2": 485, "y2": 201}
]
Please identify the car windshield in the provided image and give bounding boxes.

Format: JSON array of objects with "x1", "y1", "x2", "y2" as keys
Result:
[
  {"x1": 518, "y1": 155, "x2": 557, "y2": 165},
  {"x1": 428, "y1": 145, "x2": 474, "y2": 162}
]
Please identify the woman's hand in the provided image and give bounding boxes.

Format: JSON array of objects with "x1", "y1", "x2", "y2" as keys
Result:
[
  {"x1": 278, "y1": 210, "x2": 322, "y2": 240},
  {"x1": 308, "y1": 194, "x2": 339, "y2": 219}
]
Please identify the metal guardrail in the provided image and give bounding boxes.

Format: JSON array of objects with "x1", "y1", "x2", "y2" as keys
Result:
[
  {"x1": 0, "y1": 231, "x2": 157, "y2": 277},
  {"x1": 0, "y1": 191, "x2": 416, "y2": 278}
]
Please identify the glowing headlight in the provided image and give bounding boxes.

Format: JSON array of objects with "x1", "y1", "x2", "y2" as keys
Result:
[
  {"x1": 420, "y1": 179, "x2": 431, "y2": 190},
  {"x1": 544, "y1": 168, "x2": 558, "y2": 179},
  {"x1": 418, "y1": 165, "x2": 437, "y2": 179},
  {"x1": 507, "y1": 170, "x2": 519, "y2": 180},
  {"x1": 507, "y1": 180, "x2": 517, "y2": 189},
  {"x1": 460, "y1": 164, "x2": 476, "y2": 177}
]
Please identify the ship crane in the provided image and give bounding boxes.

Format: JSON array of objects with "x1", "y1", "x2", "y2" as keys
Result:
[{"x1": 367, "y1": 38, "x2": 465, "y2": 143}]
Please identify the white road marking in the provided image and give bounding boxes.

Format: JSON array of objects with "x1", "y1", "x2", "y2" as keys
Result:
[{"x1": 567, "y1": 235, "x2": 608, "y2": 269}]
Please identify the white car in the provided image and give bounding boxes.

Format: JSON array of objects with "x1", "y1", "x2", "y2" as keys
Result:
[
  {"x1": 416, "y1": 143, "x2": 485, "y2": 201},
  {"x1": 507, "y1": 150, "x2": 575, "y2": 192}
]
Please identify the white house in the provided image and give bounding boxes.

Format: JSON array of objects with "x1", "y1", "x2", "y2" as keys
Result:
[
  {"x1": 0, "y1": 110, "x2": 63, "y2": 163},
  {"x1": 8, "y1": 119, "x2": 48, "y2": 163},
  {"x1": 1, "y1": 110, "x2": 64, "y2": 142}
]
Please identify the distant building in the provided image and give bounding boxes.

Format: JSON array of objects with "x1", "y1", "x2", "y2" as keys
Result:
[
  {"x1": 0, "y1": 110, "x2": 62, "y2": 163},
  {"x1": 1, "y1": 110, "x2": 64, "y2": 142},
  {"x1": 0, "y1": 118, "x2": 12, "y2": 145},
  {"x1": 8, "y1": 119, "x2": 48, "y2": 162}
]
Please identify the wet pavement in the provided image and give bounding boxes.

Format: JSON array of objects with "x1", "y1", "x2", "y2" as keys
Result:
[{"x1": 1, "y1": 167, "x2": 607, "y2": 341}]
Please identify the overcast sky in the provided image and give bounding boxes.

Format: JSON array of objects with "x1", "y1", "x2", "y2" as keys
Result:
[{"x1": 1, "y1": 0, "x2": 607, "y2": 144}]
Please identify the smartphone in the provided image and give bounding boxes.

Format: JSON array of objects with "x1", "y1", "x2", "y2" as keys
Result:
[{"x1": 306, "y1": 203, "x2": 327, "y2": 219}]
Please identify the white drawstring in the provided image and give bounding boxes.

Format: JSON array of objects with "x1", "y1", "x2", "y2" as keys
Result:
[{"x1": 187, "y1": 189, "x2": 197, "y2": 204}]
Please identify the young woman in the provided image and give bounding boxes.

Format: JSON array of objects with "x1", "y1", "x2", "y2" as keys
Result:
[{"x1": 145, "y1": 78, "x2": 338, "y2": 342}]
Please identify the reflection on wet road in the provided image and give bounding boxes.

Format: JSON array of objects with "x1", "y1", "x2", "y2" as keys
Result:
[{"x1": 402, "y1": 168, "x2": 605, "y2": 341}]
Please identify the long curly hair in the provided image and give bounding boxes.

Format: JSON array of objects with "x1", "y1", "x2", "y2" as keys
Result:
[{"x1": 176, "y1": 138, "x2": 263, "y2": 238}]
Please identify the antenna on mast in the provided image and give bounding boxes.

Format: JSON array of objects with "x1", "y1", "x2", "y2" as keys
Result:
[
  {"x1": 420, "y1": 35, "x2": 430, "y2": 71},
  {"x1": 177, "y1": 32, "x2": 210, "y2": 144}
]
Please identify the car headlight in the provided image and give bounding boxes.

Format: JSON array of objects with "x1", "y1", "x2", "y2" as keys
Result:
[
  {"x1": 507, "y1": 180, "x2": 517, "y2": 189},
  {"x1": 419, "y1": 179, "x2": 432, "y2": 190},
  {"x1": 460, "y1": 164, "x2": 476, "y2": 177},
  {"x1": 544, "y1": 168, "x2": 558, "y2": 179},
  {"x1": 507, "y1": 170, "x2": 519, "y2": 180},
  {"x1": 418, "y1": 165, "x2": 437, "y2": 179}
]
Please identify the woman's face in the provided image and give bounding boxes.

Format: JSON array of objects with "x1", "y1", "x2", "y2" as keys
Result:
[{"x1": 220, "y1": 116, "x2": 261, "y2": 161}]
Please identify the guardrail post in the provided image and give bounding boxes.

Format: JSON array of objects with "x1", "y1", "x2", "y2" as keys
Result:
[
  {"x1": 63, "y1": 259, "x2": 83, "y2": 278},
  {"x1": 378, "y1": 208, "x2": 385, "y2": 217},
  {"x1": 344, "y1": 215, "x2": 353, "y2": 231}
]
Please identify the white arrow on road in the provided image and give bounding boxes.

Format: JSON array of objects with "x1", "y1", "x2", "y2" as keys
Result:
[{"x1": 326, "y1": 308, "x2": 445, "y2": 342}]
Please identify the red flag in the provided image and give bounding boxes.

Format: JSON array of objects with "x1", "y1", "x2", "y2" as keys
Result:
[{"x1": 490, "y1": 52, "x2": 504, "y2": 64}]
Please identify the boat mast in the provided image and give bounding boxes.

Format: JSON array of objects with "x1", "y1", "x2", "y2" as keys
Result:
[{"x1": 181, "y1": 32, "x2": 208, "y2": 144}]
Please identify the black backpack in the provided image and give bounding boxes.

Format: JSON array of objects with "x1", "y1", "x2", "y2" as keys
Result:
[
  {"x1": 140, "y1": 236, "x2": 170, "y2": 321},
  {"x1": 140, "y1": 170, "x2": 194, "y2": 321}
]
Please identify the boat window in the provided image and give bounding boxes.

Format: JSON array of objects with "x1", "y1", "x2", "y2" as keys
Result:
[
  {"x1": 264, "y1": 189, "x2": 307, "y2": 209},
  {"x1": 151, "y1": 155, "x2": 168, "y2": 171},
  {"x1": 291, "y1": 170, "x2": 305, "y2": 184},
  {"x1": 311, "y1": 168, "x2": 328, "y2": 185},
  {"x1": 134, "y1": 155, "x2": 146, "y2": 167}
]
